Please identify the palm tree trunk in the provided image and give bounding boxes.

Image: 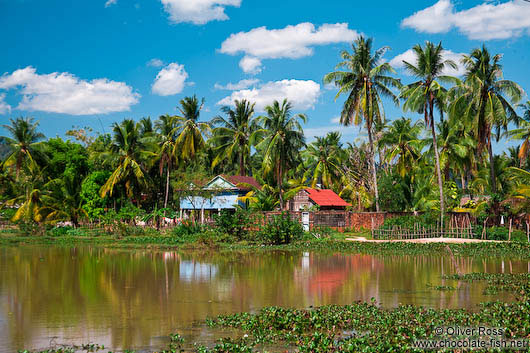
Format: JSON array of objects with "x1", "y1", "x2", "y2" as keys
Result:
[
  {"x1": 278, "y1": 162, "x2": 284, "y2": 210},
  {"x1": 239, "y1": 151, "x2": 245, "y2": 176},
  {"x1": 164, "y1": 165, "x2": 170, "y2": 209},
  {"x1": 488, "y1": 137, "x2": 497, "y2": 194},
  {"x1": 367, "y1": 123, "x2": 380, "y2": 212},
  {"x1": 429, "y1": 97, "x2": 445, "y2": 227}
]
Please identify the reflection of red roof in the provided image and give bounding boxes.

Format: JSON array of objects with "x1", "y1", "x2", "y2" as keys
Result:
[
  {"x1": 222, "y1": 175, "x2": 261, "y2": 190},
  {"x1": 306, "y1": 189, "x2": 351, "y2": 207}
]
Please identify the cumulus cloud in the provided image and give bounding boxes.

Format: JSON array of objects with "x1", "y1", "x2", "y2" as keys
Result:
[
  {"x1": 402, "y1": 0, "x2": 530, "y2": 40},
  {"x1": 151, "y1": 62, "x2": 188, "y2": 96},
  {"x1": 330, "y1": 116, "x2": 341, "y2": 124},
  {"x1": 214, "y1": 79, "x2": 259, "y2": 90},
  {"x1": 105, "y1": 0, "x2": 118, "y2": 7},
  {"x1": 161, "y1": 0, "x2": 241, "y2": 25},
  {"x1": 0, "y1": 93, "x2": 11, "y2": 114},
  {"x1": 239, "y1": 56, "x2": 262, "y2": 74},
  {"x1": 0, "y1": 66, "x2": 139, "y2": 115},
  {"x1": 220, "y1": 22, "x2": 358, "y2": 73},
  {"x1": 390, "y1": 49, "x2": 466, "y2": 76},
  {"x1": 217, "y1": 79, "x2": 320, "y2": 111},
  {"x1": 147, "y1": 58, "x2": 165, "y2": 67}
]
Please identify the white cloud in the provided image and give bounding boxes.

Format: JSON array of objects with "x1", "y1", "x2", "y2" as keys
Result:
[
  {"x1": 0, "y1": 66, "x2": 139, "y2": 115},
  {"x1": 220, "y1": 22, "x2": 358, "y2": 72},
  {"x1": 330, "y1": 116, "x2": 341, "y2": 124},
  {"x1": 217, "y1": 79, "x2": 321, "y2": 111},
  {"x1": 0, "y1": 93, "x2": 11, "y2": 115},
  {"x1": 147, "y1": 58, "x2": 165, "y2": 67},
  {"x1": 214, "y1": 79, "x2": 259, "y2": 90},
  {"x1": 105, "y1": 0, "x2": 118, "y2": 7},
  {"x1": 389, "y1": 49, "x2": 466, "y2": 76},
  {"x1": 239, "y1": 56, "x2": 262, "y2": 74},
  {"x1": 161, "y1": 0, "x2": 241, "y2": 25},
  {"x1": 151, "y1": 62, "x2": 188, "y2": 96},
  {"x1": 402, "y1": 0, "x2": 530, "y2": 40}
]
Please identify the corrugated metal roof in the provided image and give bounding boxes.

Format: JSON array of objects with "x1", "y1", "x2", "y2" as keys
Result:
[
  {"x1": 305, "y1": 188, "x2": 351, "y2": 207},
  {"x1": 221, "y1": 175, "x2": 261, "y2": 190}
]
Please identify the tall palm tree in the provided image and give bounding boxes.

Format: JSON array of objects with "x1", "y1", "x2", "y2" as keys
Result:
[
  {"x1": 155, "y1": 114, "x2": 179, "y2": 208},
  {"x1": 100, "y1": 119, "x2": 155, "y2": 202},
  {"x1": 451, "y1": 45, "x2": 523, "y2": 194},
  {"x1": 210, "y1": 99, "x2": 258, "y2": 176},
  {"x1": 1, "y1": 117, "x2": 45, "y2": 179},
  {"x1": 175, "y1": 95, "x2": 210, "y2": 161},
  {"x1": 303, "y1": 132, "x2": 344, "y2": 190},
  {"x1": 324, "y1": 36, "x2": 400, "y2": 212},
  {"x1": 255, "y1": 99, "x2": 306, "y2": 210},
  {"x1": 400, "y1": 41, "x2": 457, "y2": 220},
  {"x1": 378, "y1": 117, "x2": 424, "y2": 178}
]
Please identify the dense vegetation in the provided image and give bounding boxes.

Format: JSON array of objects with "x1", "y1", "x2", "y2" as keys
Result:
[{"x1": 1, "y1": 38, "x2": 530, "y2": 232}]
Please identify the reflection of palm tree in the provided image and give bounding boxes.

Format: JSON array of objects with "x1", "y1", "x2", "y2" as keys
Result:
[
  {"x1": 1, "y1": 117, "x2": 45, "y2": 179},
  {"x1": 324, "y1": 36, "x2": 400, "y2": 211}
]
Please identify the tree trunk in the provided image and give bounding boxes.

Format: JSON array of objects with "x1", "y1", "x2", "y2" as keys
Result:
[
  {"x1": 164, "y1": 165, "x2": 170, "y2": 209},
  {"x1": 460, "y1": 173, "x2": 466, "y2": 191},
  {"x1": 278, "y1": 162, "x2": 284, "y2": 210},
  {"x1": 367, "y1": 123, "x2": 380, "y2": 212},
  {"x1": 239, "y1": 151, "x2": 245, "y2": 176},
  {"x1": 429, "y1": 97, "x2": 445, "y2": 227},
  {"x1": 488, "y1": 137, "x2": 497, "y2": 195}
]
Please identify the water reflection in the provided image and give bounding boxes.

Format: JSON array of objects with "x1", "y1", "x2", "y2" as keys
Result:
[{"x1": 0, "y1": 246, "x2": 528, "y2": 352}]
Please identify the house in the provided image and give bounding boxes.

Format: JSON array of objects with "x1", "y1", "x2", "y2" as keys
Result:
[
  {"x1": 287, "y1": 188, "x2": 351, "y2": 211},
  {"x1": 179, "y1": 175, "x2": 260, "y2": 221}
]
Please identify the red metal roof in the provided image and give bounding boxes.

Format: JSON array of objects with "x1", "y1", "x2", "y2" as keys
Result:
[
  {"x1": 222, "y1": 175, "x2": 261, "y2": 190},
  {"x1": 305, "y1": 188, "x2": 351, "y2": 207}
]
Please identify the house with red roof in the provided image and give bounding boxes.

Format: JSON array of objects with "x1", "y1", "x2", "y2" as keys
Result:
[{"x1": 287, "y1": 188, "x2": 351, "y2": 211}]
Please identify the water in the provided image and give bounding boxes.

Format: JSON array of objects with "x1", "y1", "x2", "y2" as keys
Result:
[{"x1": 0, "y1": 245, "x2": 528, "y2": 352}]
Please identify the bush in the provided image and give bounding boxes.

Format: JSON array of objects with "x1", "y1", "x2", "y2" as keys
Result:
[
  {"x1": 381, "y1": 212, "x2": 442, "y2": 230},
  {"x1": 258, "y1": 212, "x2": 304, "y2": 245},
  {"x1": 47, "y1": 226, "x2": 75, "y2": 237},
  {"x1": 213, "y1": 209, "x2": 252, "y2": 240},
  {"x1": 170, "y1": 222, "x2": 204, "y2": 239},
  {"x1": 483, "y1": 226, "x2": 527, "y2": 242}
]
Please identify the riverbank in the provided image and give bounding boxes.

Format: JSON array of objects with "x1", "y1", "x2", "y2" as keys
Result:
[{"x1": 2, "y1": 232, "x2": 530, "y2": 259}]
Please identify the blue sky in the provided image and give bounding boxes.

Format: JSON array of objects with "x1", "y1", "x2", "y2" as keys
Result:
[{"x1": 0, "y1": 0, "x2": 529, "y2": 151}]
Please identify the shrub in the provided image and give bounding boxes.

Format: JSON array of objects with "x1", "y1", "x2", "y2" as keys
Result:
[
  {"x1": 213, "y1": 209, "x2": 252, "y2": 240},
  {"x1": 47, "y1": 226, "x2": 75, "y2": 237},
  {"x1": 259, "y1": 212, "x2": 304, "y2": 245},
  {"x1": 170, "y1": 222, "x2": 204, "y2": 239},
  {"x1": 381, "y1": 212, "x2": 442, "y2": 230},
  {"x1": 483, "y1": 226, "x2": 527, "y2": 242}
]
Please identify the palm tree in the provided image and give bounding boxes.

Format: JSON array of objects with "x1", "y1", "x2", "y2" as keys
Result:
[
  {"x1": 100, "y1": 119, "x2": 155, "y2": 202},
  {"x1": 451, "y1": 45, "x2": 523, "y2": 194},
  {"x1": 324, "y1": 36, "x2": 400, "y2": 211},
  {"x1": 255, "y1": 99, "x2": 306, "y2": 210},
  {"x1": 155, "y1": 114, "x2": 179, "y2": 208},
  {"x1": 175, "y1": 95, "x2": 210, "y2": 161},
  {"x1": 303, "y1": 132, "x2": 344, "y2": 190},
  {"x1": 210, "y1": 99, "x2": 258, "y2": 176},
  {"x1": 1, "y1": 117, "x2": 45, "y2": 179},
  {"x1": 45, "y1": 173, "x2": 88, "y2": 226},
  {"x1": 507, "y1": 101, "x2": 530, "y2": 165},
  {"x1": 400, "y1": 41, "x2": 457, "y2": 220}
]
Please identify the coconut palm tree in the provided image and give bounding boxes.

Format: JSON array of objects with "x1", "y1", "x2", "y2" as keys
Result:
[
  {"x1": 1, "y1": 117, "x2": 45, "y2": 179},
  {"x1": 400, "y1": 41, "x2": 457, "y2": 219},
  {"x1": 100, "y1": 119, "x2": 155, "y2": 202},
  {"x1": 323, "y1": 36, "x2": 400, "y2": 212},
  {"x1": 175, "y1": 95, "x2": 210, "y2": 161},
  {"x1": 155, "y1": 114, "x2": 179, "y2": 208},
  {"x1": 210, "y1": 99, "x2": 258, "y2": 176},
  {"x1": 451, "y1": 45, "x2": 523, "y2": 194},
  {"x1": 255, "y1": 99, "x2": 306, "y2": 210},
  {"x1": 303, "y1": 132, "x2": 344, "y2": 190},
  {"x1": 378, "y1": 117, "x2": 424, "y2": 178},
  {"x1": 45, "y1": 173, "x2": 88, "y2": 226},
  {"x1": 507, "y1": 101, "x2": 530, "y2": 165}
]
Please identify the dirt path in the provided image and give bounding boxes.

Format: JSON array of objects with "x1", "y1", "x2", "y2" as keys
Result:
[{"x1": 345, "y1": 237, "x2": 501, "y2": 244}]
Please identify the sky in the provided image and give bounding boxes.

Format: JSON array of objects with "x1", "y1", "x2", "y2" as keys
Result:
[{"x1": 0, "y1": 0, "x2": 529, "y2": 151}]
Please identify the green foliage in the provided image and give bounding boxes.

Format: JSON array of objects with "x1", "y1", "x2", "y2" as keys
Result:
[
  {"x1": 381, "y1": 212, "x2": 441, "y2": 229},
  {"x1": 80, "y1": 171, "x2": 110, "y2": 220},
  {"x1": 481, "y1": 226, "x2": 527, "y2": 242},
  {"x1": 258, "y1": 212, "x2": 304, "y2": 245},
  {"x1": 377, "y1": 172, "x2": 410, "y2": 212},
  {"x1": 213, "y1": 209, "x2": 252, "y2": 240}
]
